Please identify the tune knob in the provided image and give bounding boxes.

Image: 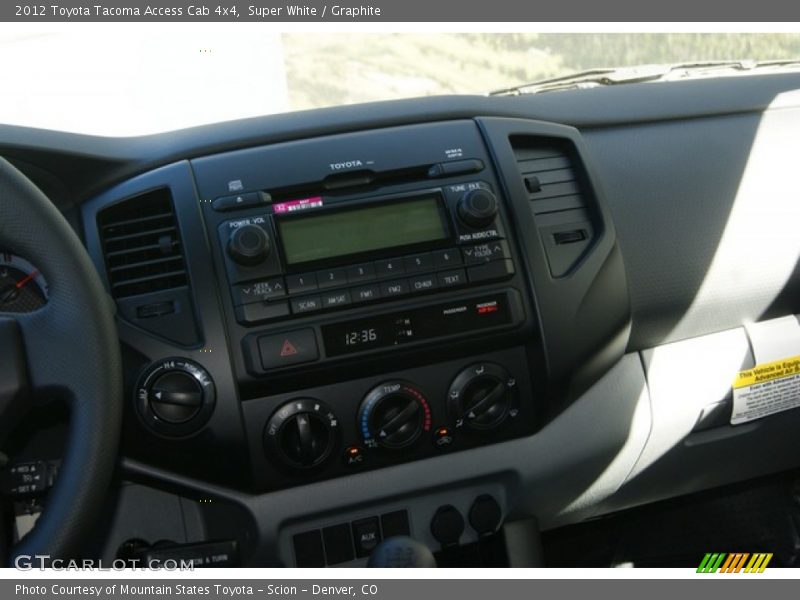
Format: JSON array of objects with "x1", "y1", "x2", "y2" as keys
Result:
[
  {"x1": 264, "y1": 399, "x2": 340, "y2": 469},
  {"x1": 358, "y1": 381, "x2": 431, "y2": 450},
  {"x1": 227, "y1": 223, "x2": 271, "y2": 266},
  {"x1": 447, "y1": 363, "x2": 516, "y2": 431},
  {"x1": 457, "y1": 188, "x2": 499, "y2": 229}
]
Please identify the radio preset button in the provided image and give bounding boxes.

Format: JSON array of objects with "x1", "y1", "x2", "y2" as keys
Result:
[
  {"x1": 462, "y1": 241, "x2": 510, "y2": 265},
  {"x1": 467, "y1": 259, "x2": 516, "y2": 283},
  {"x1": 409, "y1": 275, "x2": 438, "y2": 293},
  {"x1": 316, "y1": 269, "x2": 348, "y2": 289},
  {"x1": 352, "y1": 284, "x2": 381, "y2": 303},
  {"x1": 404, "y1": 253, "x2": 433, "y2": 273},
  {"x1": 291, "y1": 295, "x2": 323, "y2": 314},
  {"x1": 380, "y1": 279, "x2": 410, "y2": 298},
  {"x1": 433, "y1": 248, "x2": 462, "y2": 268},
  {"x1": 347, "y1": 263, "x2": 376, "y2": 283},
  {"x1": 322, "y1": 290, "x2": 352, "y2": 308},
  {"x1": 286, "y1": 273, "x2": 318, "y2": 294},
  {"x1": 374, "y1": 258, "x2": 405, "y2": 278},
  {"x1": 235, "y1": 300, "x2": 290, "y2": 325},
  {"x1": 437, "y1": 269, "x2": 467, "y2": 288}
]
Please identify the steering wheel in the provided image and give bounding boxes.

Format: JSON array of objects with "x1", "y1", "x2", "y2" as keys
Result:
[{"x1": 0, "y1": 157, "x2": 122, "y2": 565}]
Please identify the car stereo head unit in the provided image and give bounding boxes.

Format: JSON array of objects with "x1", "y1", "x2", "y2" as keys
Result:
[
  {"x1": 195, "y1": 121, "x2": 528, "y2": 377},
  {"x1": 213, "y1": 180, "x2": 516, "y2": 331}
]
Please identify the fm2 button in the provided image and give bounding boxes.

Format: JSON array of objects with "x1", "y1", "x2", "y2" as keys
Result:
[{"x1": 258, "y1": 329, "x2": 319, "y2": 370}]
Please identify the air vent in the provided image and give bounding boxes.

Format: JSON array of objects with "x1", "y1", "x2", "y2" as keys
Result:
[
  {"x1": 510, "y1": 136, "x2": 595, "y2": 277},
  {"x1": 510, "y1": 138, "x2": 587, "y2": 216},
  {"x1": 97, "y1": 188, "x2": 188, "y2": 298}
]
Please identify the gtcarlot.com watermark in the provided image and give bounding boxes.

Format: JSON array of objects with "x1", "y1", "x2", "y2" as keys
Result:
[{"x1": 14, "y1": 554, "x2": 194, "y2": 571}]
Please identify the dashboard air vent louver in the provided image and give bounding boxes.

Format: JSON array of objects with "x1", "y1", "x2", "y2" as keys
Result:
[
  {"x1": 97, "y1": 188, "x2": 188, "y2": 298},
  {"x1": 510, "y1": 138, "x2": 587, "y2": 216},
  {"x1": 509, "y1": 136, "x2": 595, "y2": 277}
]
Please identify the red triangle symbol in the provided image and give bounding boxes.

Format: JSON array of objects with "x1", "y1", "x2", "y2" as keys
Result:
[{"x1": 280, "y1": 339, "x2": 298, "y2": 357}]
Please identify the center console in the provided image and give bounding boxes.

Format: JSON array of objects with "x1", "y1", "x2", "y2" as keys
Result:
[
  {"x1": 84, "y1": 114, "x2": 627, "y2": 503},
  {"x1": 191, "y1": 121, "x2": 539, "y2": 490}
]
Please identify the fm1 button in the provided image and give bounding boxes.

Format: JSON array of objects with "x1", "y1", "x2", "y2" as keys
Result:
[
  {"x1": 352, "y1": 517, "x2": 382, "y2": 558},
  {"x1": 258, "y1": 329, "x2": 319, "y2": 370}
]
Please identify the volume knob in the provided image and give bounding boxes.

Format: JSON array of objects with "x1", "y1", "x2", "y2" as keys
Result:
[{"x1": 228, "y1": 224, "x2": 270, "y2": 266}]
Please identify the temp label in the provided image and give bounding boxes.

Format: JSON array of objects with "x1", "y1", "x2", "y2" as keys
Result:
[{"x1": 731, "y1": 355, "x2": 800, "y2": 425}]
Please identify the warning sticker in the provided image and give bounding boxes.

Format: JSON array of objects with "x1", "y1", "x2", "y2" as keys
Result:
[{"x1": 731, "y1": 355, "x2": 800, "y2": 425}]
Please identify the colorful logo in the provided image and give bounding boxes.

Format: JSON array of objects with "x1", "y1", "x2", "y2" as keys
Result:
[{"x1": 697, "y1": 553, "x2": 773, "y2": 573}]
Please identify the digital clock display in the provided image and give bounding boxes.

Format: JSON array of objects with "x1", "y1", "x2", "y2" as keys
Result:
[
  {"x1": 345, "y1": 328, "x2": 379, "y2": 347},
  {"x1": 322, "y1": 294, "x2": 512, "y2": 357}
]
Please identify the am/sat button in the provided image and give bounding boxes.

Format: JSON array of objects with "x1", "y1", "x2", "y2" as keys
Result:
[{"x1": 258, "y1": 328, "x2": 319, "y2": 370}]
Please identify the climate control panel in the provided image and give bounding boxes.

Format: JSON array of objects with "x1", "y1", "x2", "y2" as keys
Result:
[{"x1": 244, "y1": 347, "x2": 535, "y2": 490}]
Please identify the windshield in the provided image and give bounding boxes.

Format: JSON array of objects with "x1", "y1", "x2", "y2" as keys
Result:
[{"x1": 2, "y1": 28, "x2": 800, "y2": 136}]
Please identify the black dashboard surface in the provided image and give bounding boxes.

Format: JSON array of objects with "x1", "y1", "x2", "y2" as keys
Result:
[{"x1": 3, "y1": 72, "x2": 800, "y2": 565}]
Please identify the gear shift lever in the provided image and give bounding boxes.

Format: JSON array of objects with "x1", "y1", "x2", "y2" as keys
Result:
[{"x1": 367, "y1": 536, "x2": 437, "y2": 567}]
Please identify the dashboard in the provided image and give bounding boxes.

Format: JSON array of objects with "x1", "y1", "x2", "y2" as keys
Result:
[{"x1": 2, "y1": 71, "x2": 800, "y2": 566}]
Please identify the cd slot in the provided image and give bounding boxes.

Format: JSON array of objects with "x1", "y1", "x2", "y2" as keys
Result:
[{"x1": 268, "y1": 164, "x2": 435, "y2": 203}]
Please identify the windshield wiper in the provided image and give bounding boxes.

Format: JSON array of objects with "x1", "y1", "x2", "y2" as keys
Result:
[{"x1": 489, "y1": 60, "x2": 800, "y2": 96}]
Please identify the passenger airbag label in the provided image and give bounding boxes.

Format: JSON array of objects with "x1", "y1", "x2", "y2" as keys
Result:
[{"x1": 732, "y1": 355, "x2": 800, "y2": 425}]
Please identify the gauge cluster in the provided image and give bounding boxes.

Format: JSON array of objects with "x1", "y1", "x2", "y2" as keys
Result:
[{"x1": 0, "y1": 252, "x2": 48, "y2": 312}]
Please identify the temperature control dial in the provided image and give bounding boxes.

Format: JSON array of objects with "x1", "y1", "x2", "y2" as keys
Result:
[
  {"x1": 447, "y1": 363, "x2": 517, "y2": 431},
  {"x1": 264, "y1": 399, "x2": 340, "y2": 469},
  {"x1": 358, "y1": 381, "x2": 431, "y2": 450}
]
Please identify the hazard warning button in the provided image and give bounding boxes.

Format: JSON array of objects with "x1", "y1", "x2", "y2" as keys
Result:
[{"x1": 257, "y1": 328, "x2": 319, "y2": 370}]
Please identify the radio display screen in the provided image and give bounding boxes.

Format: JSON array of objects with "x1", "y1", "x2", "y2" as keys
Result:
[{"x1": 277, "y1": 195, "x2": 448, "y2": 265}]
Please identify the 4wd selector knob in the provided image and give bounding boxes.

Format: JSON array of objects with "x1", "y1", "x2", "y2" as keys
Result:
[
  {"x1": 149, "y1": 370, "x2": 203, "y2": 423},
  {"x1": 358, "y1": 381, "x2": 431, "y2": 450},
  {"x1": 457, "y1": 188, "x2": 499, "y2": 229},
  {"x1": 264, "y1": 399, "x2": 340, "y2": 469},
  {"x1": 134, "y1": 358, "x2": 216, "y2": 437},
  {"x1": 447, "y1": 363, "x2": 517, "y2": 431},
  {"x1": 227, "y1": 223, "x2": 271, "y2": 266}
]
